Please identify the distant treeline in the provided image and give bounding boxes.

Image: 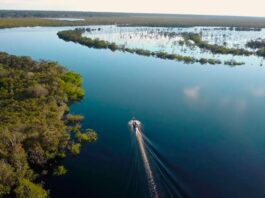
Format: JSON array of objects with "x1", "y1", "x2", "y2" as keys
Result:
[
  {"x1": 0, "y1": 18, "x2": 92, "y2": 29},
  {"x1": 1, "y1": 10, "x2": 265, "y2": 28},
  {"x1": 57, "y1": 28, "x2": 244, "y2": 66},
  {"x1": 0, "y1": 52, "x2": 97, "y2": 197},
  {"x1": 233, "y1": 27, "x2": 262, "y2": 31},
  {"x1": 0, "y1": 10, "x2": 136, "y2": 18},
  {"x1": 212, "y1": 27, "x2": 262, "y2": 31},
  {"x1": 257, "y1": 48, "x2": 265, "y2": 57}
]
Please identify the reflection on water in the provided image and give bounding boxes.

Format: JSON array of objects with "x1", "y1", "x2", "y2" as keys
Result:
[
  {"x1": 183, "y1": 86, "x2": 201, "y2": 101},
  {"x1": 250, "y1": 87, "x2": 265, "y2": 97},
  {"x1": 84, "y1": 26, "x2": 265, "y2": 66}
]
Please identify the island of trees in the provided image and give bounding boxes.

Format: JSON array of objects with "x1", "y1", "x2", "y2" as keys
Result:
[
  {"x1": 180, "y1": 32, "x2": 265, "y2": 59},
  {"x1": 57, "y1": 28, "x2": 245, "y2": 66},
  {"x1": 246, "y1": 39, "x2": 265, "y2": 49},
  {"x1": 0, "y1": 52, "x2": 97, "y2": 197},
  {"x1": 181, "y1": 32, "x2": 253, "y2": 56},
  {"x1": 246, "y1": 39, "x2": 265, "y2": 57}
]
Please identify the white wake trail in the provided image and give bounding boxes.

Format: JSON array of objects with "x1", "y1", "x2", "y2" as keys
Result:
[{"x1": 135, "y1": 126, "x2": 159, "y2": 198}]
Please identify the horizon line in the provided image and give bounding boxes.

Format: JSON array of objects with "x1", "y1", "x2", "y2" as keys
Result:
[{"x1": 0, "y1": 9, "x2": 265, "y2": 18}]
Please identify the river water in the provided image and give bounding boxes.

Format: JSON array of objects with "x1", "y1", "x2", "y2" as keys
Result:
[{"x1": 1, "y1": 26, "x2": 265, "y2": 198}]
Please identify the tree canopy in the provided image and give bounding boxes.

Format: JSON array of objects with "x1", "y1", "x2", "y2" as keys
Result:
[{"x1": 0, "y1": 52, "x2": 96, "y2": 197}]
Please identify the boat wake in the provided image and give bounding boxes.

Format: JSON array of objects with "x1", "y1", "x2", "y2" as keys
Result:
[
  {"x1": 128, "y1": 119, "x2": 189, "y2": 198},
  {"x1": 129, "y1": 119, "x2": 158, "y2": 198}
]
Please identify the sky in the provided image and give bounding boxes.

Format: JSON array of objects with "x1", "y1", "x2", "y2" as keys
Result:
[{"x1": 0, "y1": 0, "x2": 264, "y2": 17}]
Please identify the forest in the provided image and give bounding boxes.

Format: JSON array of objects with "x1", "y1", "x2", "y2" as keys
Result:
[
  {"x1": 1, "y1": 10, "x2": 265, "y2": 28},
  {"x1": 0, "y1": 52, "x2": 97, "y2": 197}
]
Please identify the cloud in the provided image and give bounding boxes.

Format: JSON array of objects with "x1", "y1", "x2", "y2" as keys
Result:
[
  {"x1": 250, "y1": 87, "x2": 265, "y2": 97},
  {"x1": 183, "y1": 86, "x2": 200, "y2": 100}
]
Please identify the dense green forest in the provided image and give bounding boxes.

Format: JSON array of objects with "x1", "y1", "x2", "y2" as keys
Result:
[
  {"x1": 0, "y1": 10, "x2": 133, "y2": 18},
  {"x1": 0, "y1": 52, "x2": 97, "y2": 197},
  {"x1": 1, "y1": 10, "x2": 265, "y2": 28},
  {"x1": 0, "y1": 18, "x2": 94, "y2": 29},
  {"x1": 57, "y1": 28, "x2": 245, "y2": 66}
]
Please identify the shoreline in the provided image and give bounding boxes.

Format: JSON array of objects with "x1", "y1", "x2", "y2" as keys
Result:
[
  {"x1": 57, "y1": 28, "x2": 246, "y2": 66},
  {"x1": 0, "y1": 52, "x2": 97, "y2": 197}
]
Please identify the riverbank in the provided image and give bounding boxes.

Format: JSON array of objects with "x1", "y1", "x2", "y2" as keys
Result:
[{"x1": 0, "y1": 52, "x2": 97, "y2": 197}]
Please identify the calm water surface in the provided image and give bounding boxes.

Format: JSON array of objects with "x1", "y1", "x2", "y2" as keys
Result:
[
  {"x1": 85, "y1": 26, "x2": 265, "y2": 66},
  {"x1": 1, "y1": 27, "x2": 265, "y2": 198}
]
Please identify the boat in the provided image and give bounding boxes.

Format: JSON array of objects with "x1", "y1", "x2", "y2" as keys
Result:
[{"x1": 131, "y1": 117, "x2": 140, "y2": 130}]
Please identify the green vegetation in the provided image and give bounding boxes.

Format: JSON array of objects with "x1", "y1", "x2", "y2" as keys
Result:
[
  {"x1": 181, "y1": 32, "x2": 252, "y2": 56},
  {"x1": 0, "y1": 52, "x2": 97, "y2": 197},
  {"x1": 75, "y1": 129, "x2": 98, "y2": 143},
  {"x1": 224, "y1": 60, "x2": 245, "y2": 66},
  {"x1": 181, "y1": 32, "x2": 265, "y2": 58},
  {"x1": 53, "y1": 166, "x2": 68, "y2": 176},
  {"x1": 57, "y1": 28, "x2": 230, "y2": 65},
  {"x1": 246, "y1": 39, "x2": 265, "y2": 49},
  {"x1": 71, "y1": 143, "x2": 81, "y2": 155},
  {"x1": 66, "y1": 114, "x2": 84, "y2": 123},
  {"x1": 207, "y1": 59, "x2": 222, "y2": 65},
  {"x1": 0, "y1": 18, "x2": 89, "y2": 29},
  {"x1": 257, "y1": 48, "x2": 265, "y2": 57},
  {"x1": 246, "y1": 39, "x2": 265, "y2": 57},
  {"x1": 198, "y1": 58, "x2": 208, "y2": 64},
  {"x1": 1, "y1": 10, "x2": 265, "y2": 28},
  {"x1": 14, "y1": 179, "x2": 48, "y2": 198},
  {"x1": 60, "y1": 72, "x2": 85, "y2": 100},
  {"x1": 155, "y1": 52, "x2": 197, "y2": 63}
]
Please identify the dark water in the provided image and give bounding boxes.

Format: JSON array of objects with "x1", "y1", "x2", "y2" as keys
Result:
[{"x1": 1, "y1": 27, "x2": 265, "y2": 198}]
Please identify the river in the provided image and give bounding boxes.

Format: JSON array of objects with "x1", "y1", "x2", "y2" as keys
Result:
[{"x1": 1, "y1": 26, "x2": 265, "y2": 198}]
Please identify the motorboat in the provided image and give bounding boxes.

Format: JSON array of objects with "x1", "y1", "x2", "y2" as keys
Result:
[{"x1": 131, "y1": 117, "x2": 140, "y2": 130}]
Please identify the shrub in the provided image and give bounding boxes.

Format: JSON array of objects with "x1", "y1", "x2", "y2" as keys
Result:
[
  {"x1": 53, "y1": 166, "x2": 68, "y2": 176},
  {"x1": 25, "y1": 84, "x2": 49, "y2": 98},
  {"x1": 14, "y1": 179, "x2": 48, "y2": 198},
  {"x1": 257, "y1": 48, "x2": 265, "y2": 57},
  {"x1": 66, "y1": 114, "x2": 84, "y2": 123},
  {"x1": 0, "y1": 161, "x2": 16, "y2": 196},
  {"x1": 108, "y1": 43, "x2": 118, "y2": 51},
  {"x1": 199, "y1": 58, "x2": 208, "y2": 64},
  {"x1": 71, "y1": 143, "x2": 81, "y2": 155},
  {"x1": 76, "y1": 129, "x2": 98, "y2": 143}
]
